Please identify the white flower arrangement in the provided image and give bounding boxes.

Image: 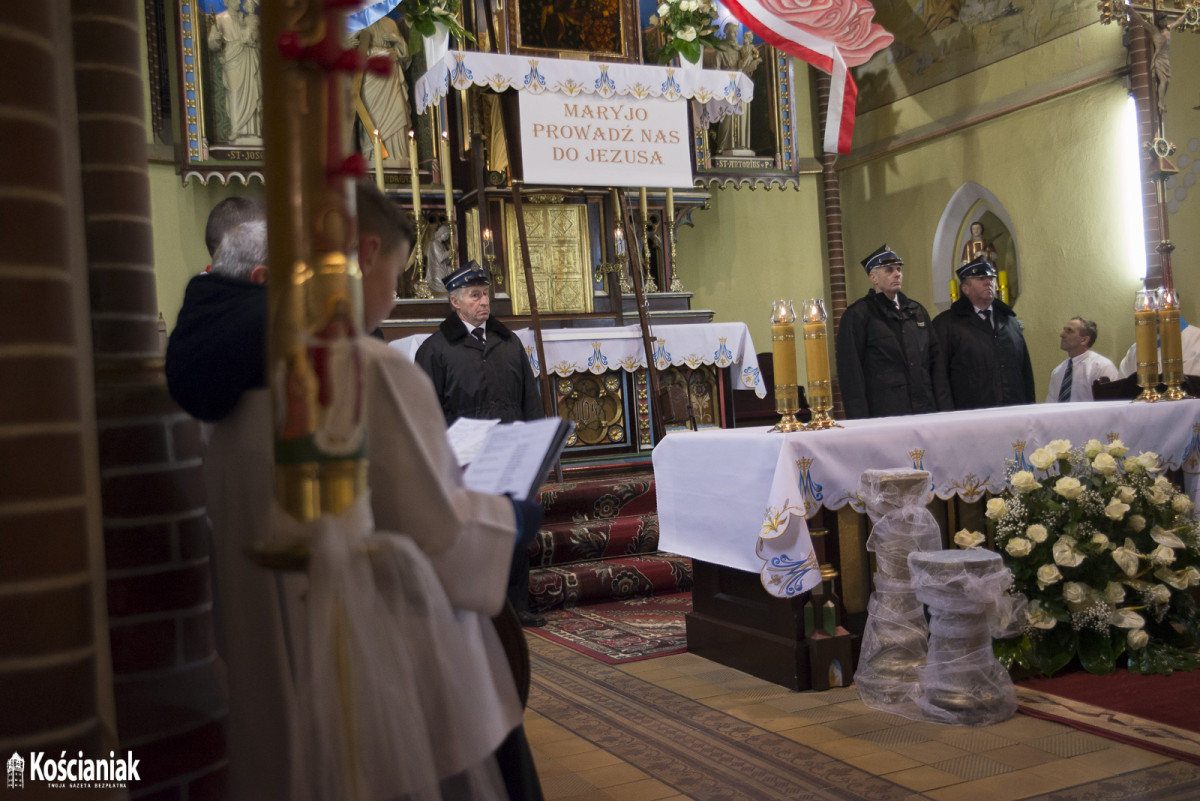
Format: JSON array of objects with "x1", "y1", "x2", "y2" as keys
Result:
[
  {"x1": 399, "y1": 0, "x2": 474, "y2": 55},
  {"x1": 982, "y1": 438, "x2": 1200, "y2": 676},
  {"x1": 649, "y1": 0, "x2": 728, "y2": 65}
]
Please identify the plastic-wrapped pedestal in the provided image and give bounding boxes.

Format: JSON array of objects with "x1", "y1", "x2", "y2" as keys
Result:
[
  {"x1": 907, "y1": 549, "x2": 1023, "y2": 726},
  {"x1": 853, "y1": 470, "x2": 941, "y2": 718}
]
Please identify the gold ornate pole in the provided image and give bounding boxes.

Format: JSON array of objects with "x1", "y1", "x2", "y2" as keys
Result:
[
  {"x1": 770, "y1": 299, "x2": 804, "y2": 432},
  {"x1": 802, "y1": 298, "x2": 842, "y2": 430},
  {"x1": 409, "y1": 130, "x2": 433, "y2": 298},
  {"x1": 666, "y1": 187, "x2": 684, "y2": 292}
]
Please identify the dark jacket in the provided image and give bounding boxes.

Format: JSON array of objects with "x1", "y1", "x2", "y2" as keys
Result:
[
  {"x1": 415, "y1": 313, "x2": 542, "y2": 425},
  {"x1": 836, "y1": 290, "x2": 953, "y2": 419},
  {"x1": 165, "y1": 273, "x2": 266, "y2": 422},
  {"x1": 933, "y1": 296, "x2": 1036, "y2": 410}
]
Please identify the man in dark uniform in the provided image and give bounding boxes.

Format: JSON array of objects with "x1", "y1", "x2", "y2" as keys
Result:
[
  {"x1": 416, "y1": 261, "x2": 545, "y2": 627},
  {"x1": 836, "y1": 244, "x2": 952, "y2": 419},
  {"x1": 933, "y1": 254, "x2": 1036, "y2": 409},
  {"x1": 416, "y1": 261, "x2": 542, "y2": 425}
]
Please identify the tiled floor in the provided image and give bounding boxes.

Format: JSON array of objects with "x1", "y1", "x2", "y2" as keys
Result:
[{"x1": 524, "y1": 641, "x2": 1194, "y2": 801}]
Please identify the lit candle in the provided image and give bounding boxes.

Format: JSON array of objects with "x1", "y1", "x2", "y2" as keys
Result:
[
  {"x1": 639, "y1": 187, "x2": 648, "y2": 222},
  {"x1": 482, "y1": 228, "x2": 494, "y2": 259},
  {"x1": 407, "y1": 130, "x2": 420, "y2": 216},
  {"x1": 373, "y1": 130, "x2": 384, "y2": 192},
  {"x1": 1159, "y1": 289, "x2": 1183, "y2": 385},
  {"x1": 1134, "y1": 289, "x2": 1159, "y2": 390},
  {"x1": 665, "y1": 187, "x2": 674, "y2": 224},
  {"x1": 802, "y1": 299, "x2": 831, "y2": 409},
  {"x1": 440, "y1": 130, "x2": 454, "y2": 215},
  {"x1": 614, "y1": 227, "x2": 626, "y2": 255},
  {"x1": 770, "y1": 299, "x2": 798, "y2": 416}
]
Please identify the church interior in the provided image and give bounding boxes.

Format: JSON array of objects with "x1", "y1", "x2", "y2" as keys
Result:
[{"x1": 4, "y1": 0, "x2": 1200, "y2": 798}]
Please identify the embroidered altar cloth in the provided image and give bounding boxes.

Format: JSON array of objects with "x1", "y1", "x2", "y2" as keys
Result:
[
  {"x1": 654, "y1": 400, "x2": 1200, "y2": 598},
  {"x1": 415, "y1": 51, "x2": 755, "y2": 128}
]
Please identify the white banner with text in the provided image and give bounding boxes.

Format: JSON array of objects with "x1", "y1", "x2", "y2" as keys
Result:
[{"x1": 518, "y1": 91, "x2": 693, "y2": 188}]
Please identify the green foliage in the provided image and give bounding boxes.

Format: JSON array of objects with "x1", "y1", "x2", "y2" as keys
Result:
[
  {"x1": 648, "y1": 0, "x2": 731, "y2": 65},
  {"x1": 400, "y1": 0, "x2": 476, "y2": 56}
]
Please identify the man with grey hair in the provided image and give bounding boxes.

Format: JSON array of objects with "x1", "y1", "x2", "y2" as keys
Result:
[
  {"x1": 166, "y1": 220, "x2": 268, "y2": 420},
  {"x1": 1045, "y1": 316, "x2": 1117, "y2": 403}
]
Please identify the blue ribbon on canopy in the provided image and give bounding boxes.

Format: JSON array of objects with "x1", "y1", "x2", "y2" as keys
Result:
[
  {"x1": 345, "y1": 0, "x2": 403, "y2": 34},
  {"x1": 197, "y1": 0, "x2": 402, "y2": 35}
]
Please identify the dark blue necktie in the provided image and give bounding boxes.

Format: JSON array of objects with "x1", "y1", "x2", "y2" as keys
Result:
[
  {"x1": 1058, "y1": 358, "x2": 1073, "y2": 402},
  {"x1": 471, "y1": 327, "x2": 485, "y2": 343}
]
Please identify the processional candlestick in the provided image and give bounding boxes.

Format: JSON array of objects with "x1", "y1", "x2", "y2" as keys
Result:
[{"x1": 1102, "y1": 1, "x2": 1197, "y2": 400}]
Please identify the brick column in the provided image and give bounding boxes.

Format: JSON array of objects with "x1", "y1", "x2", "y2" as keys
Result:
[
  {"x1": 0, "y1": 3, "x2": 115, "y2": 786},
  {"x1": 71, "y1": 0, "x2": 227, "y2": 797},
  {"x1": 815, "y1": 71, "x2": 847, "y2": 419}
]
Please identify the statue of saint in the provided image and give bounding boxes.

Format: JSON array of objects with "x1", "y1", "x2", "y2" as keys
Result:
[
  {"x1": 960, "y1": 221, "x2": 998, "y2": 268},
  {"x1": 715, "y1": 26, "x2": 762, "y2": 155},
  {"x1": 206, "y1": 0, "x2": 262, "y2": 145},
  {"x1": 1128, "y1": 8, "x2": 1187, "y2": 121},
  {"x1": 351, "y1": 16, "x2": 412, "y2": 167}
]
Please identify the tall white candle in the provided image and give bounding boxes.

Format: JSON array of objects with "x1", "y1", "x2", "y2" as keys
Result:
[
  {"x1": 373, "y1": 130, "x2": 384, "y2": 192},
  {"x1": 440, "y1": 130, "x2": 453, "y2": 215},
  {"x1": 407, "y1": 130, "x2": 420, "y2": 216}
]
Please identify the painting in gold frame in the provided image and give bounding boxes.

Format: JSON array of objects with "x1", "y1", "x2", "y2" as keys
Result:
[{"x1": 507, "y1": 0, "x2": 642, "y2": 63}]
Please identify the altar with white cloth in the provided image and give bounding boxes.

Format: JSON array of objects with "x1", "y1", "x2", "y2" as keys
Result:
[
  {"x1": 392, "y1": 321, "x2": 764, "y2": 453},
  {"x1": 653, "y1": 400, "x2": 1200, "y2": 689}
]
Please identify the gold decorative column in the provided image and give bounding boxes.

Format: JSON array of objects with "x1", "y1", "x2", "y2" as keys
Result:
[
  {"x1": 802, "y1": 298, "x2": 842, "y2": 430},
  {"x1": 770, "y1": 299, "x2": 804, "y2": 432},
  {"x1": 1133, "y1": 288, "x2": 1161, "y2": 403}
]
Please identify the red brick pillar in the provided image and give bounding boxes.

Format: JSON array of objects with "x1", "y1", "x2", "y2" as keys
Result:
[
  {"x1": 72, "y1": 0, "x2": 226, "y2": 797},
  {"x1": 0, "y1": 4, "x2": 116, "y2": 790},
  {"x1": 1127, "y1": 23, "x2": 1163, "y2": 289},
  {"x1": 815, "y1": 71, "x2": 847, "y2": 419}
]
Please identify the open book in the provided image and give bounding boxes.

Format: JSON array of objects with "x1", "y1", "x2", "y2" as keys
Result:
[{"x1": 449, "y1": 417, "x2": 575, "y2": 501}]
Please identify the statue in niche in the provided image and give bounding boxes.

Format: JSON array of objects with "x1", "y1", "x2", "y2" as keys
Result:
[
  {"x1": 715, "y1": 25, "x2": 762, "y2": 155},
  {"x1": 206, "y1": 0, "x2": 262, "y2": 145},
  {"x1": 960, "y1": 221, "x2": 998, "y2": 268},
  {"x1": 351, "y1": 16, "x2": 412, "y2": 167},
  {"x1": 1127, "y1": 8, "x2": 1187, "y2": 121}
]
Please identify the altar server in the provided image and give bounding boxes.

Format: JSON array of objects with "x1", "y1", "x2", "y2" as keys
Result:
[
  {"x1": 933, "y1": 254, "x2": 1035, "y2": 409},
  {"x1": 1045, "y1": 316, "x2": 1118, "y2": 402},
  {"x1": 167, "y1": 181, "x2": 543, "y2": 800},
  {"x1": 836, "y1": 244, "x2": 952, "y2": 419}
]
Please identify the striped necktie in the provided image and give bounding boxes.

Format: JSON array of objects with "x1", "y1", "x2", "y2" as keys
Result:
[
  {"x1": 1058, "y1": 358, "x2": 1073, "y2": 402},
  {"x1": 471, "y1": 326, "x2": 485, "y2": 343}
]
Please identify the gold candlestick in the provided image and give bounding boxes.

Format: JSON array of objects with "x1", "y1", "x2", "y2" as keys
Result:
[
  {"x1": 1134, "y1": 288, "x2": 1160, "y2": 403},
  {"x1": 802, "y1": 297, "x2": 842, "y2": 430},
  {"x1": 594, "y1": 226, "x2": 627, "y2": 289},
  {"x1": 1158, "y1": 288, "x2": 1189, "y2": 400},
  {"x1": 770, "y1": 299, "x2": 805, "y2": 432},
  {"x1": 412, "y1": 211, "x2": 432, "y2": 299},
  {"x1": 667, "y1": 217, "x2": 683, "y2": 292}
]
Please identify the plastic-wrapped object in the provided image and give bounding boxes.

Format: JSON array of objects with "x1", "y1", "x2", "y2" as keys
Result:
[
  {"x1": 853, "y1": 470, "x2": 941, "y2": 718},
  {"x1": 907, "y1": 549, "x2": 1026, "y2": 726}
]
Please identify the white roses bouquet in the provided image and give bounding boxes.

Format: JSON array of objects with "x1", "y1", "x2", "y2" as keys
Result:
[
  {"x1": 649, "y1": 0, "x2": 727, "y2": 65},
  {"x1": 984, "y1": 438, "x2": 1200, "y2": 676}
]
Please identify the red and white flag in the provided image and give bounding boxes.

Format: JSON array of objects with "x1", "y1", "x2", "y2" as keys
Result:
[{"x1": 720, "y1": 0, "x2": 893, "y2": 154}]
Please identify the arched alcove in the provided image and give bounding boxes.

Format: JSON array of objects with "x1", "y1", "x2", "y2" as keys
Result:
[{"x1": 931, "y1": 183, "x2": 1020, "y2": 310}]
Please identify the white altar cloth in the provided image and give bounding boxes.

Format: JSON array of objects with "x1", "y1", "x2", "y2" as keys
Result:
[
  {"x1": 390, "y1": 322, "x2": 765, "y2": 397},
  {"x1": 654, "y1": 400, "x2": 1200, "y2": 598}
]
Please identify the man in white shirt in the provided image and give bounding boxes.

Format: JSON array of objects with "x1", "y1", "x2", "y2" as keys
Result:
[{"x1": 1045, "y1": 316, "x2": 1118, "y2": 402}]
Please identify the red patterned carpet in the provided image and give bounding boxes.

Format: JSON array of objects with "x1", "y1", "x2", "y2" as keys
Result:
[
  {"x1": 528, "y1": 592, "x2": 690, "y2": 664},
  {"x1": 1017, "y1": 669, "x2": 1200, "y2": 764}
]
